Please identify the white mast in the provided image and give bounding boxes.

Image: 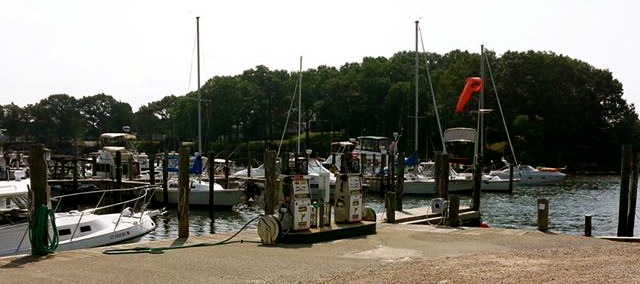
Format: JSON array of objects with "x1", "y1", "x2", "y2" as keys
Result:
[
  {"x1": 414, "y1": 20, "x2": 419, "y2": 153},
  {"x1": 196, "y1": 16, "x2": 202, "y2": 154},
  {"x1": 297, "y1": 56, "x2": 302, "y2": 155}
]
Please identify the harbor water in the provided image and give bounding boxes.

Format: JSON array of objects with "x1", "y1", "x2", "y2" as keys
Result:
[{"x1": 142, "y1": 174, "x2": 637, "y2": 242}]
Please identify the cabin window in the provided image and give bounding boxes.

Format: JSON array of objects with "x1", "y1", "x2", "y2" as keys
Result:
[
  {"x1": 59, "y1": 228, "x2": 71, "y2": 236},
  {"x1": 80, "y1": 225, "x2": 92, "y2": 232}
]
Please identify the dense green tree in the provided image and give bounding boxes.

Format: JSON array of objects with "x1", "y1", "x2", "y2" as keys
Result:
[{"x1": 2, "y1": 50, "x2": 637, "y2": 171}]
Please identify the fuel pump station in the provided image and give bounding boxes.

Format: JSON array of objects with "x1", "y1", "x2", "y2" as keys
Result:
[
  {"x1": 283, "y1": 175, "x2": 312, "y2": 231},
  {"x1": 334, "y1": 152, "x2": 363, "y2": 223}
]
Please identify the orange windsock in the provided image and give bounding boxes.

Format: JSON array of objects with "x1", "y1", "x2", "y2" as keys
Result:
[{"x1": 455, "y1": 77, "x2": 483, "y2": 113}]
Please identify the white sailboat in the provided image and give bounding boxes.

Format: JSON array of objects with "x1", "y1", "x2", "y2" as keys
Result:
[
  {"x1": 153, "y1": 17, "x2": 245, "y2": 208},
  {"x1": 402, "y1": 20, "x2": 473, "y2": 195}
]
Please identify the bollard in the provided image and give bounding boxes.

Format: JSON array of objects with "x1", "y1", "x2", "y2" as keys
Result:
[
  {"x1": 585, "y1": 214, "x2": 592, "y2": 237},
  {"x1": 385, "y1": 191, "x2": 396, "y2": 223},
  {"x1": 537, "y1": 198, "x2": 549, "y2": 232}
]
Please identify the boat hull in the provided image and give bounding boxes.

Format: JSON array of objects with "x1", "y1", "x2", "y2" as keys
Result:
[
  {"x1": 1, "y1": 212, "x2": 156, "y2": 257},
  {"x1": 403, "y1": 178, "x2": 474, "y2": 195}
]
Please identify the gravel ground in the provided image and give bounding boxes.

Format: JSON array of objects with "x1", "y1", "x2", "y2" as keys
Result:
[{"x1": 310, "y1": 243, "x2": 640, "y2": 284}]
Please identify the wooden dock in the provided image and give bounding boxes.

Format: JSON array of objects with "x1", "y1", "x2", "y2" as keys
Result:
[{"x1": 378, "y1": 206, "x2": 481, "y2": 226}]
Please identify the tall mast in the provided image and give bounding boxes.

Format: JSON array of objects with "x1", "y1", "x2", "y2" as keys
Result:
[
  {"x1": 479, "y1": 45, "x2": 485, "y2": 157},
  {"x1": 196, "y1": 16, "x2": 202, "y2": 154},
  {"x1": 414, "y1": 20, "x2": 419, "y2": 153},
  {"x1": 297, "y1": 56, "x2": 302, "y2": 155}
]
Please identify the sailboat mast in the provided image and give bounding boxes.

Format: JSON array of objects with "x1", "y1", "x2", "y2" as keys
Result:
[
  {"x1": 414, "y1": 20, "x2": 419, "y2": 154},
  {"x1": 297, "y1": 56, "x2": 302, "y2": 155},
  {"x1": 474, "y1": 45, "x2": 486, "y2": 163},
  {"x1": 479, "y1": 45, "x2": 485, "y2": 156},
  {"x1": 196, "y1": 16, "x2": 202, "y2": 154}
]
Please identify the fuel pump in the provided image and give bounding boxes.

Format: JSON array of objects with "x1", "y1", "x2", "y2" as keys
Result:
[
  {"x1": 334, "y1": 152, "x2": 363, "y2": 223},
  {"x1": 333, "y1": 173, "x2": 363, "y2": 223},
  {"x1": 279, "y1": 175, "x2": 312, "y2": 231}
]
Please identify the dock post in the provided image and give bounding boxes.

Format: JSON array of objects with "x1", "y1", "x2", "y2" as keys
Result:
[
  {"x1": 264, "y1": 150, "x2": 278, "y2": 215},
  {"x1": 385, "y1": 191, "x2": 396, "y2": 223},
  {"x1": 434, "y1": 152, "x2": 449, "y2": 199},
  {"x1": 178, "y1": 146, "x2": 190, "y2": 238},
  {"x1": 446, "y1": 195, "x2": 460, "y2": 227},
  {"x1": 208, "y1": 152, "x2": 215, "y2": 217},
  {"x1": 92, "y1": 156, "x2": 97, "y2": 176},
  {"x1": 114, "y1": 151, "x2": 123, "y2": 208},
  {"x1": 115, "y1": 151, "x2": 122, "y2": 188},
  {"x1": 28, "y1": 144, "x2": 52, "y2": 255},
  {"x1": 395, "y1": 152, "x2": 404, "y2": 211},
  {"x1": 508, "y1": 164, "x2": 514, "y2": 194},
  {"x1": 162, "y1": 156, "x2": 169, "y2": 207},
  {"x1": 247, "y1": 150, "x2": 252, "y2": 178},
  {"x1": 380, "y1": 153, "x2": 387, "y2": 193},
  {"x1": 127, "y1": 156, "x2": 133, "y2": 181},
  {"x1": 149, "y1": 155, "x2": 155, "y2": 185},
  {"x1": 627, "y1": 149, "x2": 640, "y2": 236},
  {"x1": 618, "y1": 145, "x2": 632, "y2": 236},
  {"x1": 537, "y1": 198, "x2": 549, "y2": 232},
  {"x1": 584, "y1": 214, "x2": 592, "y2": 237}
]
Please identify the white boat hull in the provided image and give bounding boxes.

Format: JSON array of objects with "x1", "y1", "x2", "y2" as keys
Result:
[
  {"x1": 154, "y1": 180, "x2": 244, "y2": 207},
  {"x1": 489, "y1": 165, "x2": 566, "y2": 185},
  {"x1": 1, "y1": 212, "x2": 156, "y2": 257},
  {"x1": 479, "y1": 176, "x2": 519, "y2": 192},
  {"x1": 403, "y1": 178, "x2": 474, "y2": 195}
]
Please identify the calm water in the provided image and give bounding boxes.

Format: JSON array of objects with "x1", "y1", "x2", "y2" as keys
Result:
[{"x1": 143, "y1": 174, "x2": 637, "y2": 241}]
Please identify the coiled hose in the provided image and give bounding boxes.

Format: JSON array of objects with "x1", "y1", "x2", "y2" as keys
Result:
[{"x1": 29, "y1": 204, "x2": 59, "y2": 255}]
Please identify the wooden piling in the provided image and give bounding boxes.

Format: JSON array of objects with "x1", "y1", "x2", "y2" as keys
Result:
[
  {"x1": 618, "y1": 145, "x2": 632, "y2": 236},
  {"x1": 264, "y1": 150, "x2": 278, "y2": 215},
  {"x1": 395, "y1": 152, "x2": 404, "y2": 211},
  {"x1": 446, "y1": 195, "x2": 460, "y2": 227},
  {"x1": 149, "y1": 155, "x2": 155, "y2": 185},
  {"x1": 115, "y1": 151, "x2": 122, "y2": 188},
  {"x1": 208, "y1": 152, "x2": 215, "y2": 216},
  {"x1": 434, "y1": 152, "x2": 449, "y2": 199},
  {"x1": 385, "y1": 191, "x2": 396, "y2": 223},
  {"x1": 247, "y1": 150, "x2": 252, "y2": 177},
  {"x1": 28, "y1": 144, "x2": 51, "y2": 255},
  {"x1": 162, "y1": 156, "x2": 169, "y2": 207},
  {"x1": 537, "y1": 198, "x2": 549, "y2": 232},
  {"x1": 178, "y1": 146, "x2": 190, "y2": 238},
  {"x1": 627, "y1": 150, "x2": 640, "y2": 236},
  {"x1": 585, "y1": 214, "x2": 592, "y2": 237},
  {"x1": 28, "y1": 145, "x2": 51, "y2": 212},
  {"x1": 114, "y1": 151, "x2": 123, "y2": 207},
  {"x1": 508, "y1": 164, "x2": 514, "y2": 194},
  {"x1": 91, "y1": 156, "x2": 97, "y2": 176}
]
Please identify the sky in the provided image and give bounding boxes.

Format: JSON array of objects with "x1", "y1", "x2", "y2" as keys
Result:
[{"x1": 1, "y1": 0, "x2": 638, "y2": 112}]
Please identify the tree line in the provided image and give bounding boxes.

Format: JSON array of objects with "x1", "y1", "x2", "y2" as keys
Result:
[{"x1": 1, "y1": 49, "x2": 637, "y2": 172}]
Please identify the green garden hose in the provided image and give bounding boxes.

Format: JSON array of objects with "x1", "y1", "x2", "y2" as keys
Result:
[{"x1": 29, "y1": 205, "x2": 59, "y2": 255}]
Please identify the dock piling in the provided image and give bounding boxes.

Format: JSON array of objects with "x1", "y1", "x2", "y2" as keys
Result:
[{"x1": 537, "y1": 198, "x2": 549, "y2": 232}]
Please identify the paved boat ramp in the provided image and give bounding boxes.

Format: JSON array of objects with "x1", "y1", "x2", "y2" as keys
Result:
[{"x1": 0, "y1": 205, "x2": 630, "y2": 284}]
